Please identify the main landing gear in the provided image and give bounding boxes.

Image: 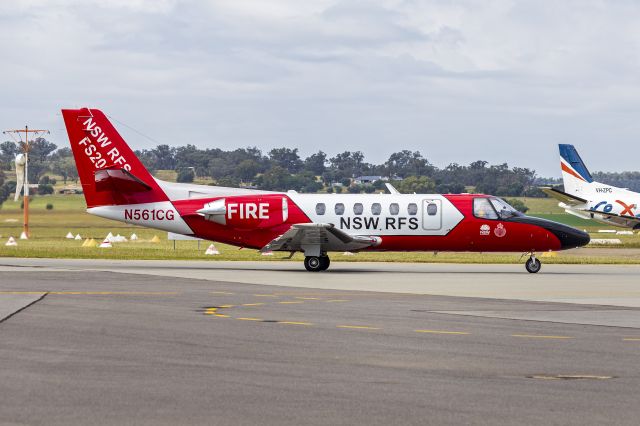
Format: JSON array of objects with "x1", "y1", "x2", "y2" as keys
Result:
[
  {"x1": 304, "y1": 255, "x2": 330, "y2": 272},
  {"x1": 525, "y1": 254, "x2": 542, "y2": 273}
]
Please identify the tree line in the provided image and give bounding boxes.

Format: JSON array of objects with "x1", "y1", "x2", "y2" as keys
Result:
[
  {"x1": 3, "y1": 138, "x2": 640, "y2": 207},
  {"x1": 133, "y1": 144, "x2": 544, "y2": 196}
]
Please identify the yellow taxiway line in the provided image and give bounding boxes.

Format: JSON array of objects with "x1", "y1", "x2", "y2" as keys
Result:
[
  {"x1": 511, "y1": 334, "x2": 573, "y2": 340},
  {"x1": 415, "y1": 329, "x2": 470, "y2": 335},
  {"x1": 337, "y1": 325, "x2": 380, "y2": 330}
]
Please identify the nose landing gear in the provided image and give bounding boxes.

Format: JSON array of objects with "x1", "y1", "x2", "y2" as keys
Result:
[
  {"x1": 525, "y1": 253, "x2": 541, "y2": 273},
  {"x1": 304, "y1": 255, "x2": 330, "y2": 272}
]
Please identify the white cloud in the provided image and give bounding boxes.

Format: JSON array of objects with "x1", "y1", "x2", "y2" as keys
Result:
[{"x1": 2, "y1": 0, "x2": 640, "y2": 175}]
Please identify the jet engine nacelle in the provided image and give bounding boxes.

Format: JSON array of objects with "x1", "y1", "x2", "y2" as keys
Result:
[{"x1": 197, "y1": 195, "x2": 289, "y2": 229}]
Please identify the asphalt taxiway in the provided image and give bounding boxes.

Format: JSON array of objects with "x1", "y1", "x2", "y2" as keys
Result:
[{"x1": 1, "y1": 259, "x2": 639, "y2": 425}]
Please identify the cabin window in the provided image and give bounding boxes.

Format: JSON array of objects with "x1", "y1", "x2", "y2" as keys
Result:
[
  {"x1": 407, "y1": 203, "x2": 418, "y2": 215},
  {"x1": 335, "y1": 203, "x2": 345, "y2": 215},
  {"x1": 473, "y1": 198, "x2": 499, "y2": 219},
  {"x1": 316, "y1": 203, "x2": 326, "y2": 215},
  {"x1": 389, "y1": 203, "x2": 399, "y2": 215},
  {"x1": 371, "y1": 203, "x2": 382, "y2": 215},
  {"x1": 427, "y1": 203, "x2": 438, "y2": 216},
  {"x1": 354, "y1": 203, "x2": 364, "y2": 215}
]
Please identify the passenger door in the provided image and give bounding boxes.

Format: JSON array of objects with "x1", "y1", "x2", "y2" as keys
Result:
[{"x1": 422, "y1": 199, "x2": 442, "y2": 230}]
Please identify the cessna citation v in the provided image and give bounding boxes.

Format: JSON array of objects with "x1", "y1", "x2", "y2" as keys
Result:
[
  {"x1": 543, "y1": 144, "x2": 640, "y2": 229},
  {"x1": 62, "y1": 108, "x2": 589, "y2": 273}
]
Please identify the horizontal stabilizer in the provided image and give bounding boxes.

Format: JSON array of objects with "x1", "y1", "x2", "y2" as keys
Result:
[
  {"x1": 540, "y1": 187, "x2": 587, "y2": 206},
  {"x1": 564, "y1": 208, "x2": 593, "y2": 221},
  {"x1": 95, "y1": 168, "x2": 152, "y2": 193}
]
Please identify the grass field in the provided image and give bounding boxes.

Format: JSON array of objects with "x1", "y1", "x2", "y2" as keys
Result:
[{"x1": 1, "y1": 194, "x2": 639, "y2": 263}]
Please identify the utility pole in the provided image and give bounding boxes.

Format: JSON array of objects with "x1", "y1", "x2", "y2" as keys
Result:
[{"x1": 2, "y1": 126, "x2": 50, "y2": 238}]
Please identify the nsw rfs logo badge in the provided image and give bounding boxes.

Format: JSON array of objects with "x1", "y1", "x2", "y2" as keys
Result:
[
  {"x1": 480, "y1": 224, "x2": 490, "y2": 235},
  {"x1": 494, "y1": 223, "x2": 506, "y2": 238}
]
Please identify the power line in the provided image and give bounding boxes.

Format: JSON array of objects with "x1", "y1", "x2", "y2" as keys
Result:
[{"x1": 106, "y1": 114, "x2": 163, "y2": 146}]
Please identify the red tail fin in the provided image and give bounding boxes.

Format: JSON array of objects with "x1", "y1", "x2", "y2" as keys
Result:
[{"x1": 61, "y1": 108, "x2": 168, "y2": 207}]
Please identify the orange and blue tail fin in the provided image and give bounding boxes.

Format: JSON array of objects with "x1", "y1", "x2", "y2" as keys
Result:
[
  {"x1": 558, "y1": 144, "x2": 594, "y2": 196},
  {"x1": 559, "y1": 144, "x2": 593, "y2": 183}
]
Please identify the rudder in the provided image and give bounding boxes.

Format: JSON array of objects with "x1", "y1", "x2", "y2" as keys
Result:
[
  {"x1": 558, "y1": 144, "x2": 593, "y2": 196},
  {"x1": 62, "y1": 108, "x2": 168, "y2": 207}
]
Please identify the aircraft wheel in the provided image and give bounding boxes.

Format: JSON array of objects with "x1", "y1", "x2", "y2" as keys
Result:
[
  {"x1": 319, "y1": 256, "x2": 330, "y2": 271},
  {"x1": 525, "y1": 257, "x2": 541, "y2": 273},
  {"x1": 304, "y1": 256, "x2": 323, "y2": 272}
]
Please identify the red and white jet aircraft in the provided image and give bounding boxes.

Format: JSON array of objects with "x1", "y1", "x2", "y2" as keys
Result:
[{"x1": 62, "y1": 108, "x2": 589, "y2": 273}]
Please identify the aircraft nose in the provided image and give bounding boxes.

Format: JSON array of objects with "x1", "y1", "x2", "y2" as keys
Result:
[
  {"x1": 508, "y1": 216, "x2": 590, "y2": 250},
  {"x1": 548, "y1": 224, "x2": 590, "y2": 250}
]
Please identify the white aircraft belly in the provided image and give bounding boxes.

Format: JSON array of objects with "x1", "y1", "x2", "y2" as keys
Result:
[{"x1": 87, "y1": 201, "x2": 193, "y2": 234}]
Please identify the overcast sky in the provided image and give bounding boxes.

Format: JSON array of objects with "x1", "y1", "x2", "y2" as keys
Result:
[{"x1": 2, "y1": 0, "x2": 640, "y2": 177}]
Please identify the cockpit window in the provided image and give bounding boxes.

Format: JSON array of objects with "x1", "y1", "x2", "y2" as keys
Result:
[
  {"x1": 489, "y1": 198, "x2": 521, "y2": 219},
  {"x1": 473, "y1": 198, "x2": 499, "y2": 220}
]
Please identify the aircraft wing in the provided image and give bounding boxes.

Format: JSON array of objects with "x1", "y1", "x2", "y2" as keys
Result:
[
  {"x1": 540, "y1": 187, "x2": 587, "y2": 206},
  {"x1": 261, "y1": 223, "x2": 380, "y2": 253},
  {"x1": 594, "y1": 213, "x2": 640, "y2": 228}
]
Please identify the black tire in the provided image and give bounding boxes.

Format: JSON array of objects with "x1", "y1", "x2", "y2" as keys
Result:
[
  {"x1": 525, "y1": 257, "x2": 541, "y2": 273},
  {"x1": 319, "y1": 256, "x2": 330, "y2": 271},
  {"x1": 304, "y1": 256, "x2": 322, "y2": 272}
]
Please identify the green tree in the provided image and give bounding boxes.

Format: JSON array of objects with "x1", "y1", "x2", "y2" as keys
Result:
[
  {"x1": 175, "y1": 145, "x2": 209, "y2": 175},
  {"x1": 505, "y1": 198, "x2": 529, "y2": 213},
  {"x1": 214, "y1": 177, "x2": 240, "y2": 187},
  {"x1": 176, "y1": 168, "x2": 195, "y2": 183},
  {"x1": 38, "y1": 183, "x2": 54, "y2": 195},
  {"x1": 295, "y1": 172, "x2": 323, "y2": 193},
  {"x1": 269, "y1": 148, "x2": 303, "y2": 173},
  {"x1": 0, "y1": 142, "x2": 19, "y2": 170},
  {"x1": 396, "y1": 176, "x2": 436, "y2": 194},
  {"x1": 372, "y1": 180, "x2": 386, "y2": 190},
  {"x1": 53, "y1": 157, "x2": 78, "y2": 184},
  {"x1": 26, "y1": 138, "x2": 57, "y2": 182},
  {"x1": 208, "y1": 157, "x2": 235, "y2": 180},
  {"x1": 385, "y1": 150, "x2": 434, "y2": 178},
  {"x1": 304, "y1": 151, "x2": 327, "y2": 175},
  {"x1": 151, "y1": 144, "x2": 177, "y2": 169},
  {"x1": 234, "y1": 159, "x2": 260, "y2": 183},
  {"x1": 256, "y1": 166, "x2": 290, "y2": 191},
  {"x1": 0, "y1": 171, "x2": 8, "y2": 207},
  {"x1": 329, "y1": 151, "x2": 367, "y2": 180},
  {"x1": 435, "y1": 183, "x2": 465, "y2": 194}
]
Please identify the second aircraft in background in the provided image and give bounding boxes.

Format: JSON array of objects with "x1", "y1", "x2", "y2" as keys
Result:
[{"x1": 543, "y1": 144, "x2": 640, "y2": 229}]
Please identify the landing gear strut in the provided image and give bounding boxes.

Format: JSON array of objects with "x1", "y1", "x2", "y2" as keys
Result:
[
  {"x1": 525, "y1": 254, "x2": 541, "y2": 273},
  {"x1": 304, "y1": 255, "x2": 330, "y2": 272}
]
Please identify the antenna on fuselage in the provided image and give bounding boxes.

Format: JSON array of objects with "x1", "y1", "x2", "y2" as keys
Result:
[{"x1": 385, "y1": 183, "x2": 400, "y2": 194}]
